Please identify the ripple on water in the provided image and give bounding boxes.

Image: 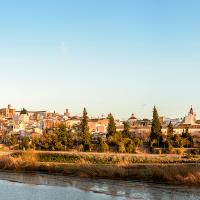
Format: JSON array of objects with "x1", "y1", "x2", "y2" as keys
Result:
[{"x1": 0, "y1": 170, "x2": 199, "y2": 200}]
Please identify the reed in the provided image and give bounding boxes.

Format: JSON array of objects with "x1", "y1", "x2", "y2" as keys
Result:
[
  {"x1": 1, "y1": 152, "x2": 200, "y2": 185},
  {"x1": 12, "y1": 152, "x2": 200, "y2": 164}
]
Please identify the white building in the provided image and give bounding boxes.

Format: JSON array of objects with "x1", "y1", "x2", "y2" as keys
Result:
[
  {"x1": 13, "y1": 114, "x2": 29, "y2": 123},
  {"x1": 127, "y1": 113, "x2": 137, "y2": 123},
  {"x1": 185, "y1": 106, "x2": 197, "y2": 125}
]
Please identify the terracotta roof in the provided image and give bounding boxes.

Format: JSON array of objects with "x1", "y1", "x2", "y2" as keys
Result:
[{"x1": 129, "y1": 117, "x2": 137, "y2": 120}]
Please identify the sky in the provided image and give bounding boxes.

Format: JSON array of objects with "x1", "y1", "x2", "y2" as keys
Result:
[{"x1": 1, "y1": 0, "x2": 200, "y2": 120}]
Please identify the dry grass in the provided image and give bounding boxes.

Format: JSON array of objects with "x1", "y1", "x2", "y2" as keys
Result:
[
  {"x1": 146, "y1": 165, "x2": 200, "y2": 185},
  {"x1": 60, "y1": 163, "x2": 200, "y2": 185},
  {"x1": 1, "y1": 152, "x2": 200, "y2": 185},
  {"x1": 0, "y1": 150, "x2": 39, "y2": 171}
]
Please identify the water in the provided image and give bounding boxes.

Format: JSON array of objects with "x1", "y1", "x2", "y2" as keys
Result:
[{"x1": 0, "y1": 170, "x2": 199, "y2": 200}]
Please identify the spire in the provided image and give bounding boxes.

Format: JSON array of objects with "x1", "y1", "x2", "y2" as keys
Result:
[{"x1": 190, "y1": 105, "x2": 194, "y2": 115}]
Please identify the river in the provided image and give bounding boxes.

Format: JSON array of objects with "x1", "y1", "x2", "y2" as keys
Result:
[{"x1": 0, "y1": 170, "x2": 199, "y2": 200}]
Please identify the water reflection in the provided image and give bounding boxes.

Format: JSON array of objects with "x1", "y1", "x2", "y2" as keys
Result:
[{"x1": 0, "y1": 170, "x2": 199, "y2": 200}]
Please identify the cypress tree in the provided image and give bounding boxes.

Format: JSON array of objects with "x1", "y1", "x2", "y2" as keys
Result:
[
  {"x1": 107, "y1": 113, "x2": 116, "y2": 138},
  {"x1": 80, "y1": 107, "x2": 93, "y2": 151},
  {"x1": 122, "y1": 121, "x2": 130, "y2": 138},
  {"x1": 81, "y1": 107, "x2": 89, "y2": 134},
  {"x1": 167, "y1": 121, "x2": 174, "y2": 139},
  {"x1": 182, "y1": 125, "x2": 191, "y2": 138},
  {"x1": 11, "y1": 134, "x2": 17, "y2": 146},
  {"x1": 150, "y1": 106, "x2": 162, "y2": 145}
]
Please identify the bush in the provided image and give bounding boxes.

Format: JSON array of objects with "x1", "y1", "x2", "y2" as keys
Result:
[
  {"x1": 126, "y1": 144, "x2": 133, "y2": 153},
  {"x1": 132, "y1": 142, "x2": 136, "y2": 153},
  {"x1": 166, "y1": 144, "x2": 174, "y2": 154},
  {"x1": 134, "y1": 138, "x2": 142, "y2": 147},
  {"x1": 182, "y1": 155, "x2": 200, "y2": 159},
  {"x1": 192, "y1": 149, "x2": 199, "y2": 155},
  {"x1": 177, "y1": 148, "x2": 184, "y2": 155},
  {"x1": 157, "y1": 149, "x2": 162, "y2": 154},
  {"x1": 55, "y1": 142, "x2": 62, "y2": 150},
  {"x1": 12, "y1": 152, "x2": 200, "y2": 164},
  {"x1": 43, "y1": 143, "x2": 49, "y2": 150},
  {"x1": 100, "y1": 143, "x2": 109, "y2": 152},
  {"x1": 78, "y1": 144, "x2": 83, "y2": 152}
]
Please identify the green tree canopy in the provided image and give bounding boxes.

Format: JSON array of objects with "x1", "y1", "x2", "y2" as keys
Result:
[
  {"x1": 167, "y1": 121, "x2": 174, "y2": 139},
  {"x1": 150, "y1": 106, "x2": 162, "y2": 144},
  {"x1": 11, "y1": 134, "x2": 17, "y2": 146},
  {"x1": 81, "y1": 107, "x2": 89, "y2": 135},
  {"x1": 80, "y1": 107, "x2": 93, "y2": 151},
  {"x1": 107, "y1": 113, "x2": 116, "y2": 137},
  {"x1": 122, "y1": 121, "x2": 130, "y2": 138},
  {"x1": 182, "y1": 126, "x2": 191, "y2": 139},
  {"x1": 134, "y1": 138, "x2": 142, "y2": 147},
  {"x1": 20, "y1": 108, "x2": 28, "y2": 115}
]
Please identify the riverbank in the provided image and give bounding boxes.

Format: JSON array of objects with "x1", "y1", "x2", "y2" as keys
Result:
[{"x1": 0, "y1": 152, "x2": 200, "y2": 186}]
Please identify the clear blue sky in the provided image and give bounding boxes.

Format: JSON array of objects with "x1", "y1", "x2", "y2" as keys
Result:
[{"x1": 1, "y1": 0, "x2": 200, "y2": 119}]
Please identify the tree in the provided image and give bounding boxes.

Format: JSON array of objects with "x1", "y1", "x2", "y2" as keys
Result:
[
  {"x1": 134, "y1": 138, "x2": 142, "y2": 147},
  {"x1": 55, "y1": 141, "x2": 62, "y2": 150},
  {"x1": 81, "y1": 108, "x2": 89, "y2": 135},
  {"x1": 97, "y1": 137, "x2": 109, "y2": 152},
  {"x1": 78, "y1": 144, "x2": 83, "y2": 152},
  {"x1": 167, "y1": 121, "x2": 174, "y2": 139},
  {"x1": 100, "y1": 143, "x2": 109, "y2": 152},
  {"x1": 122, "y1": 138, "x2": 131, "y2": 146},
  {"x1": 122, "y1": 121, "x2": 130, "y2": 138},
  {"x1": 166, "y1": 143, "x2": 174, "y2": 154},
  {"x1": 67, "y1": 132, "x2": 74, "y2": 149},
  {"x1": 81, "y1": 108, "x2": 93, "y2": 151},
  {"x1": 20, "y1": 108, "x2": 28, "y2": 115},
  {"x1": 150, "y1": 106, "x2": 162, "y2": 146},
  {"x1": 113, "y1": 131, "x2": 122, "y2": 145},
  {"x1": 33, "y1": 137, "x2": 40, "y2": 149},
  {"x1": 175, "y1": 135, "x2": 186, "y2": 148},
  {"x1": 97, "y1": 136, "x2": 103, "y2": 144},
  {"x1": 182, "y1": 126, "x2": 191, "y2": 148},
  {"x1": 23, "y1": 137, "x2": 30, "y2": 149},
  {"x1": 43, "y1": 143, "x2": 49, "y2": 149},
  {"x1": 107, "y1": 113, "x2": 116, "y2": 137},
  {"x1": 118, "y1": 142, "x2": 125, "y2": 153},
  {"x1": 10, "y1": 134, "x2": 17, "y2": 146},
  {"x1": 126, "y1": 143, "x2": 133, "y2": 153},
  {"x1": 182, "y1": 126, "x2": 191, "y2": 138}
]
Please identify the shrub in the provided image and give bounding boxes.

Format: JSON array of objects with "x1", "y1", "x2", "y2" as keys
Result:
[
  {"x1": 78, "y1": 144, "x2": 83, "y2": 152},
  {"x1": 43, "y1": 143, "x2": 49, "y2": 150},
  {"x1": 192, "y1": 149, "x2": 199, "y2": 155},
  {"x1": 11, "y1": 152, "x2": 200, "y2": 164},
  {"x1": 100, "y1": 143, "x2": 109, "y2": 152},
  {"x1": 157, "y1": 149, "x2": 162, "y2": 154},
  {"x1": 134, "y1": 138, "x2": 142, "y2": 147},
  {"x1": 126, "y1": 144, "x2": 133, "y2": 153},
  {"x1": 166, "y1": 144, "x2": 174, "y2": 154},
  {"x1": 118, "y1": 142, "x2": 125, "y2": 153},
  {"x1": 55, "y1": 142, "x2": 62, "y2": 150},
  {"x1": 177, "y1": 148, "x2": 184, "y2": 155}
]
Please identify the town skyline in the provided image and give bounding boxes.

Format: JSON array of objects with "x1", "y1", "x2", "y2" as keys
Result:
[{"x1": 0, "y1": 103, "x2": 199, "y2": 121}]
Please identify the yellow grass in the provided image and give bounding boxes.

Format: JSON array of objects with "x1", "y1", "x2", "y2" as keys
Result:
[{"x1": 0, "y1": 152, "x2": 200, "y2": 186}]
